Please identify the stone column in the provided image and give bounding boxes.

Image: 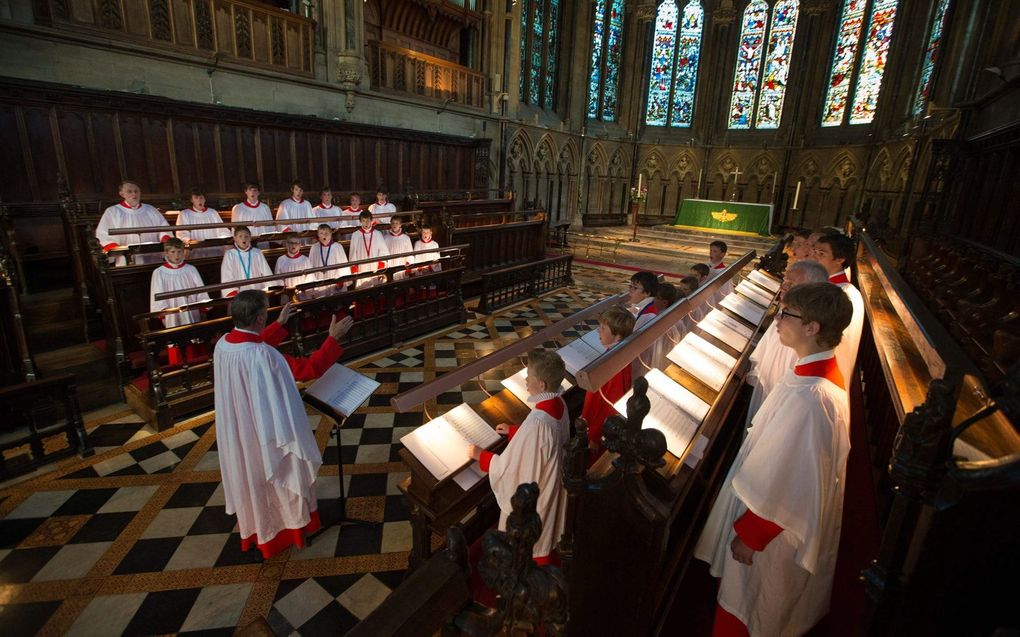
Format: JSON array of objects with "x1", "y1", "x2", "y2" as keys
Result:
[{"x1": 328, "y1": 0, "x2": 370, "y2": 113}]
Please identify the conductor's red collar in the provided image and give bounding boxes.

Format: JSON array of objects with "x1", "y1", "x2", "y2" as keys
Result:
[{"x1": 226, "y1": 329, "x2": 262, "y2": 343}]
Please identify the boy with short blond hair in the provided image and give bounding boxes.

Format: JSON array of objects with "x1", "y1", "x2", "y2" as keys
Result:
[
  {"x1": 150, "y1": 237, "x2": 210, "y2": 326},
  {"x1": 308, "y1": 223, "x2": 350, "y2": 293},
  {"x1": 469, "y1": 349, "x2": 570, "y2": 563},
  {"x1": 96, "y1": 179, "x2": 172, "y2": 266},
  {"x1": 274, "y1": 234, "x2": 316, "y2": 292},
  {"x1": 231, "y1": 182, "x2": 274, "y2": 238},
  {"x1": 695, "y1": 282, "x2": 852, "y2": 637}
]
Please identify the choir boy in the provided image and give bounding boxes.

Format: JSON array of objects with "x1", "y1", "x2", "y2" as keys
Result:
[
  {"x1": 150, "y1": 237, "x2": 210, "y2": 327},
  {"x1": 707, "y1": 240, "x2": 728, "y2": 278},
  {"x1": 787, "y1": 229, "x2": 813, "y2": 265},
  {"x1": 384, "y1": 216, "x2": 414, "y2": 279},
  {"x1": 813, "y1": 233, "x2": 864, "y2": 383},
  {"x1": 369, "y1": 187, "x2": 396, "y2": 225},
  {"x1": 231, "y1": 182, "x2": 275, "y2": 238},
  {"x1": 348, "y1": 210, "x2": 389, "y2": 288},
  {"x1": 312, "y1": 187, "x2": 339, "y2": 228},
  {"x1": 650, "y1": 282, "x2": 681, "y2": 371},
  {"x1": 581, "y1": 306, "x2": 635, "y2": 460},
  {"x1": 176, "y1": 187, "x2": 230, "y2": 258},
  {"x1": 413, "y1": 223, "x2": 441, "y2": 274},
  {"x1": 695, "y1": 282, "x2": 852, "y2": 637},
  {"x1": 221, "y1": 226, "x2": 275, "y2": 297},
  {"x1": 628, "y1": 271, "x2": 659, "y2": 329},
  {"x1": 214, "y1": 292, "x2": 354, "y2": 558},
  {"x1": 96, "y1": 180, "x2": 172, "y2": 266},
  {"x1": 276, "y1": 180, "x2": 315, "y2": 233},
  {"x1": 274, "y1": 234, "x2": 316, "y2": 292},
  {"x1": 308, "y1": 224, "x2": 350, "y2": 292},
  {"x1": 746, "y1": 260, "x2": 829, "y2": 424},
  {"x1": 340, "y1": 192, "x2": 364, "y2": 230},
  {"x1": 678, "y1": 274, "x2": 706, "y2": 324},
  {"x1": 690, "y1": 263, "x2": 710, "y2": 286},
  {"x1": 469, "y1": 349, "x2": 570, "y2": 563}
]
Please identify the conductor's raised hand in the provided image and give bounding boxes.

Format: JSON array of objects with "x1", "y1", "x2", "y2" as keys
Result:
[
  {"x1": 329, "y1": 315, "x2": 355, "y2": 342},
  {"x1": 276, "y1": 301, "x2": 295, "y2": 325}
]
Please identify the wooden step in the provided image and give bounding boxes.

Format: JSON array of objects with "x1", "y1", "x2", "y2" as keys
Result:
[
  {"x1": 21, "y1": 288, "x2": 80, "y2": 324},
  {"x1": 26, "y1": 319, "x2": 88, "y2": 352},
  {"x1": 34, "y1": 343, "x2": 123, "y2": 413}
]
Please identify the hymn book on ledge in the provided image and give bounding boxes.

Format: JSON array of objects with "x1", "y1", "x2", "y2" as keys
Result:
[
  {"x1": 667, "y1": 332, "x2": 739, "y2": 392},
  {"x1": 614, "y1": 368, "x2": 711, "y2": 464},
  {"x1": 557, "y1": 329, "x2": 606, "y2": 377},
  {"x1": 400, "y1": 403, "x2": 500, "y2": 485}
]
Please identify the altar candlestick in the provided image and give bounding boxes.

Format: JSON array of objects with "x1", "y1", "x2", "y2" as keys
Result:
[{"x1": 793, "y1": 181, "x2": 801, "y2": 209}]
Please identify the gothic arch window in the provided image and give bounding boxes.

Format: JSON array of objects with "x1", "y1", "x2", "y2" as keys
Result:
[
  {"x1": 727, "y1": 0, "x2": 801, "y2": 129},
  {"x1": 644, "y1": 0, "x2": 705, "y2": 128},
  {"x1": 520, "y1": 0, "x2": 562, "y2": 109},
  {"x1": 821, "y1": 0, "x2": 900, "y2": 126},
  {"x1": 588, "y1": 0, "x2": 625, "y2": 121},
  {"x1": 912, "y1": 0, "x2": 951, "y2": 116}
]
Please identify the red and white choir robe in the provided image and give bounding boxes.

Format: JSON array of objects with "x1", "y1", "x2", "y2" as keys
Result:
[
  {"x1": 339, "y1": 206, "x2": 362, "y2": 230},
  {"x1": 220, "y1": 246, "x2": 275, "y2": 297},
  {"x1": 581, "y1": 348, "x2": 632, "y2": 460},
  {"x1": 149, "y1": 261, "x2": 210, "y2": 327},
  {"x1": 96, "y1": 201, "x2": 172, "y2": 266},
  {"x1": 413, "y1": 238, "x2": 441, "y2": 273},
  {"x1": 308, "y1": 241, "x2": 351, "y2": 294},
  {"x1": 384, "y1": 230, "x2": 413, "y2": 280},
  {"x1": 276, "y1": 197, "x2": 315, "y2": 233},
  {"x1": 313, "y1": 203, "x2": 339, "y2": 229},
  {"x1": 213, "y1": 321, "x2": 343, "y2": 558},
  {"x1": 694, "y1": 351, "x2": 849, "y2": 637},
  {"x1": 632, "y1": 298, "x2": 660, "y2": 378},
  {"x1": 274, "y1": 251, "x2": 316, "y2": 291},
  {"x1": 478, "y1": 393, "x2": 570, "y2": 561},
  {"x1": 348, "y1": 227, "x2": 389, "y2": 288},
  {"x1": 745, "y1": 323, "x2": 797, "y2": 427},
  {"x1": 368, "y1": 201, "x2": 396, "y2": 225},
  {"x1": 828, "y1": 272, "x2": 865, "y2": 384},
  {"x1": 231, "y1": 200, "x2": 274, "y2": 237},
  {"x1": 176, "y1": 206, "x2": 230, "y2": 258}
]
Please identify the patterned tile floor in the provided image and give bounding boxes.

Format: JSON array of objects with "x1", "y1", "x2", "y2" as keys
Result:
[{"x1": 0, "y1": 278, "x2": 619, "y2": 636}]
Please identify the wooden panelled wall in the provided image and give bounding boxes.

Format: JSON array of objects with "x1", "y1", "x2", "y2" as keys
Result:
[{"x1": 0, "y1": 79, "x2": 487, "y2": 205}]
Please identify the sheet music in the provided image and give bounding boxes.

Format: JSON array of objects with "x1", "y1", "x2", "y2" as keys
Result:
[
  {"x1": 748, "y1": 269, "x2": 781, "y2": 294},
  {"x1": 699, "y1": 312, "x2": 750, "y2": 350},
  {"x1": 453, "y1": 463, "x2": 487, "y2": 490},
  {"x1": 613, "y1": 369, "x2": 711, "y2": 459},
  {"x1": 736, "y1": 280, "x2": 775, "y2": 308},
  {"x1": 501, "y1": 368, "x2": 572, "y2": 405},
  {"x1": 720, "y1": 293, "x2": 766, "y2": 325},
  {"x1": 667, "y1": 333, "x2": 738, "y2": 392},
  {"x1": 703, "y1": 308, "x2": 754, "y2": 339},
  {"x1": 304, "y1": 364, "x2": 381, "y2": 417},
  {"x1": 400, "y1": 404, "x2": 498, "y2": 481},
  {"x1": 557, "y1": 330, "x2": 606, "y2": 376},
  {"x1": 683, "y1": 434, "x2": 710, "y2": 468}
]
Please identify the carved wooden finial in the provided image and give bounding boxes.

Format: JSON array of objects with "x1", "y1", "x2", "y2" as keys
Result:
[
  {"x1": 889, "y1": 378, "x2": 956, "y2": 497},
  {"x1": 602, "y1": 376, "x2": 666, "y2": 474}
]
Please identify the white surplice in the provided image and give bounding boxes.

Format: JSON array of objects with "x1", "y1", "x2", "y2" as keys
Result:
[
  {"x1": 96, "y1": 202, "x2": 172, "y2": 266},
  {"x1": 150, "y1": 262, "x2": 210, "y2": 327},
  {"x1": 487, "y1": 392, "x2": 570, "y2": 559},
  {"x1": 745, "y1": 324, "x2": 797, "y2": 426},
  {"x1": 384, "y1": 231, "x2": 413, "y2": 279},
  {"x1": 274, "y1": 252, "x2": 315, "y2": 290},
  {"x1": 348, "y1": 228, "x2": 389, "y2": 287},
  {"x1": 833, "y1": 279, "x2": 864, "y2": 385},
  {"x1": 213, "y1": 331, "x2": 321, "y2": 546},
  {"x1": 413, "y1": 238, "x2": 441, "y2": 273},
  {"x1": 308, "y1": 241, "x2": 350, "y2": 294},
  {"x1": 368, "y1": 201, "x2": 396, "y2": 225},
  {"x1": 313, "y1": 203, "x2": 339, "y2": 229},
  {"x1": 220, "y1": 246, "x2": 275, "y2": 297},
  {"x1": 694, "y1": 352, "x2": 850, "y2": 637},
  {"x1": 231, "y1": 201, "x2": 274, "y2": 237},
  {"x1": 276, "y1": 198, "x2": 315, "y2": 233},
  {"x1": 176, "y1": 207, "x2": 230, "y2": 258}
]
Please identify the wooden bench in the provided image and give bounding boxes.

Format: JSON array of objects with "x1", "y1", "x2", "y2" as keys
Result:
[
  {"x1": 476, "y1": 253, "x2": 573, "y2": 314},
  {"x1": 0, "y1": 374, "x2": 93, "y2": 479}
]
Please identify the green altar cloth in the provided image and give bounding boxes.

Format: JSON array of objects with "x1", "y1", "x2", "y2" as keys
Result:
[{"x1": 673, "y1": 199, "x2": 772, "y2": 237}]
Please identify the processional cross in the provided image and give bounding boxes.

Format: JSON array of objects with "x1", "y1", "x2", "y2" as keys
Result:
[{"x1": 729, "y1": 168, "x2": 742, "y2": 202}]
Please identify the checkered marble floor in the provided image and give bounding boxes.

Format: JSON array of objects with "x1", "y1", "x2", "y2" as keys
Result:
[{"x1": 0, "y1": 284, "x2": 615, "y2": 636}]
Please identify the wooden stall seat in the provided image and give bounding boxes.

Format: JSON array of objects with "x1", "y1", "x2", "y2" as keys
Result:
[{"x1": 476, "y1": 253, "x2": 573, "y2": 314}]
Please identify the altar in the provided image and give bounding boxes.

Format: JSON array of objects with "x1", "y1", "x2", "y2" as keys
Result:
[{"x1": 674, "y1": 198, "x2": 773, "y2": 237}]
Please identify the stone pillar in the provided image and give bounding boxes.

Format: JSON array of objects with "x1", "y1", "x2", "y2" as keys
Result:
[{"x1": 328, "y1": 0, "x2": 370, "y2": 113}]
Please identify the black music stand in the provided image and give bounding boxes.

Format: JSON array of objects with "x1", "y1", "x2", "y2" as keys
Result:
[{"x1": 303, "y1": 394, "x2": 378, "y2": 528}]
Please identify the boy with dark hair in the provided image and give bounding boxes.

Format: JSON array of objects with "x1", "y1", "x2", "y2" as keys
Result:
[
  {"x1": 348, "y1": 210, "x2": 390, "y2": 288},
  {"x1": 628, "y1": 270, "x2": 660, "y2": 327},
  {"x1": 369, "y1": 186, "x2": 396, "y2": 225},
  {"x1": 708, "y1": 240, "x2": 728, "y2": 276},
  {"x1": 313, "y1": 187, "x2": 338, "y2": 228},
  {"x1": 176, "y1": 187, "x2": 230, "y2": 258},
  {"x1": 384, "y1": 215, "x2": 414, "y2": 280},
  {"x1": 221, "y1": 226, "x2": 275, "y2": 297},
  {"x1": 96, "y1": 179, "x2": 172, "y2": 266},
  {"x1": 308, "y1": 223, "x2": 350, "y2": 292},
  {"x1": 695, "y1": 282, "x2": 853, "y2": 637},
  {"x1": 150, "y1": 237, "x2": 210, "y2": 326},
  {"x1": 691, "y1": 263, "x2": 710, "y2": 285},
  {"x1": 276, "y1": 180, "x2": 315, "y2": 233},
  {"x1": 231, "y1": 182, "x2": 274, "y2": 238},
  {"x1": 813, "y1": 232, "x2": 863, "y2": 382},
  {"x1": 469, "y1": 349, "x2": 570, "y2": 563}
]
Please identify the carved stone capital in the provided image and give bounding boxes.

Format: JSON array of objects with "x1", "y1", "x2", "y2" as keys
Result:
[
  {"x1": 803, "y1": 0, "x2": 832, "y2": 16},
  {"x1": 712, "y1": 0, "x2": 738, "y2": 26},
  {"x1": 335, "y1": 58, "x2": 363, "y2": 89}
]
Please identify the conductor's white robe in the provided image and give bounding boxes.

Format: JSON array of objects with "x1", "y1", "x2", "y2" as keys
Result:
[
  {"x1": 694, "y1": 351, "x2": 849, "y2": 637},
  {"x1": 481, "y1": 393, "x2": 570, "y2": 559},
  {"x1": 150, "y1": 262, "x2": 210, "y2": 327},
  {"x1": 220, "y1": 246, "x2": 275, "y2": 297}
]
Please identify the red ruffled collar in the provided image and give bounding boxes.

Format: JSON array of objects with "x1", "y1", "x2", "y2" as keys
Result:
[
  {"x1": 187, "y1": 206, "x2": 207, "y2": 213},
  {"x1": 712, "y1": 262, "x2": 726, "y2": 269},
  {"x1": 225, "y1": 329, "x2": 262, "y2": 343},
  {"x1": 794, "y1": 356, "x2": 844, "y2": 389},
  {"x1": 535, "y1": 397, "x2": 565, "y2": 419},
  {"x1": 162, "y1": 261, "x2": 186, "y2": 269},
  {"x1": 119, "y1": 201, "x2": 141, "y2": 210},
  {"x1": 243, "y1": 200, "x2": 261, "y2": 208},
  {"x1": 285, "y1": 252, "x2": 304, "y2": 259},
  {"x1": 828, "y1": 272, "x2": 850, "y2": 285}
]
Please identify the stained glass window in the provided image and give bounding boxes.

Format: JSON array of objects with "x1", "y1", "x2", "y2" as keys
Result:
[
  {"x1": 821, "y1": 0, "x2": 866, "y2": 126},
  {"x1": 850, "y1": 0, "x2": 899, "y2": 124},
  {"x1": 728, "y1": 1, "x2": 770, "y2": 129},
  {"x1": 755, "y1": 0, "x2": 800, "y2": 128},
  {"x1": 519, "y1": 0, "x2": 561, "y2": 110},
  {"x1": 643, "y1": 0, "x2": 704, "y2": 128},
  {"x1": 912, "y1": 0, "x2": 950, "y2": 116},
  {"x1": 587, "y1": 0, "x2": 625, "y2": 121}
]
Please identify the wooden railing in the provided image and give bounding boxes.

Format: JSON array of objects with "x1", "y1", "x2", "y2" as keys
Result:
[
  {"x1": 366, "y1": 40, "x2": 486, "y2": 109},
  {"x1": 35, "y1": 0, "x2": 315, "y2": 77},
  {"x1": 477, "y1": 254, "x2": 573, "y2": 314}
]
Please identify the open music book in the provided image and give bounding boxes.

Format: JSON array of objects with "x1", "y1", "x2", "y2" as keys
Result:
[
  {"x1": 667, "y1": 332, "x2": 739, "y2": 392},
  {"x1": 501, "y1": 368, "x2": 572, "y2": 405},
  {"x1": 736, "y1": 280, "x2": 775, "y2": 308},
  {"x1": 557, "y1": 329, "x2": 606, "y2": 377},
  {"x1": 613, "y1": 369, "x2": 711, "y2": 460},
  {"x1": 699, "y1": 309, "x2": 753, "y2": 350},
  {"x1": 399, "y1": 403, "x2": 501, "y2": 482},
  {"x1": 720, "y1": 293, "x2": 766, "y2": 325},
  {"x1": 304, "y1": 364, "x2": 381, "y2": 417},
  {"x1": 747, "y1": 268, "x2": 781, "y2": 294}
]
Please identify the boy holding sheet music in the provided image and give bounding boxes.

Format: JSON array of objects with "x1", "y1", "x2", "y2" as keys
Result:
[
  {"x1": 468, "y1": 349, "x2": 570, "y2": 563},
  {"x1": 581, "y1": 306, "x2": 635, "y2": 461},
  {"x1": 694, "y1": 282, "x2": 852, "y2": 637}
]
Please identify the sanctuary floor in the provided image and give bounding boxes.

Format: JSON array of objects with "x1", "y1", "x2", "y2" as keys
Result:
[{"x1": 0, "y1": 275, "x2": 615, "y2": 636}]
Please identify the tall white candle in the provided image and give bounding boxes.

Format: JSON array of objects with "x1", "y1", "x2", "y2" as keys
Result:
[
  {"x1": 697, "y1": 168, "x2": 703, "y2": 194},
  {"x1": 793, "y1": 181, "x2": 801, "y2": 209},
  {"x1": 638, "y1": 173, "x2": 643, "y2": 191}
]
